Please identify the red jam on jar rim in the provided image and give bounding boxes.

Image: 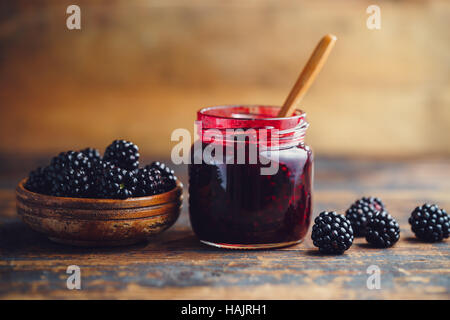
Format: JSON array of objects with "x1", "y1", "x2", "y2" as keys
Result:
[{"x1": 188, "y1": 105, "x2": 313, "y2": 249}]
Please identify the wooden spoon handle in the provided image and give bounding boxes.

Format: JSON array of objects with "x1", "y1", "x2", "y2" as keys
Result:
[{"x1": 277, "y1": 34, "x2": 337, "y2": 118}]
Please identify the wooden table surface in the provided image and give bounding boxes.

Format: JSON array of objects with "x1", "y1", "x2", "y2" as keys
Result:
[{"x1": 0, "y1": 155, "x2": 449, "y2": 299}]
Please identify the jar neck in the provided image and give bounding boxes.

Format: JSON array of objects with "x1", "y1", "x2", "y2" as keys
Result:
[{"x1": 197, "y1": 105, "x2": 309, "y2": 148}]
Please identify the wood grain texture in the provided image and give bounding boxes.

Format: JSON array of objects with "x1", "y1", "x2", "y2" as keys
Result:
[{"x1": 0, "y1": 155, "x2": 449, "y2": 299}]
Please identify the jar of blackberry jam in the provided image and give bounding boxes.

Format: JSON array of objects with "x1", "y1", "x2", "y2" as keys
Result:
[{"x1": 188, "y1": 105, "x2": 313, "y2": 249}]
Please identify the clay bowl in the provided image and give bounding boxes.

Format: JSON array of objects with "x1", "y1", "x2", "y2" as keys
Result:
[{"x1": 16, "y1": 178, "x2": 183, "y2": 247}]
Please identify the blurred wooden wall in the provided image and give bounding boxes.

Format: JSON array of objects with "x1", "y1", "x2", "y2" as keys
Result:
[{"x1": 0, "y1": 0, "x2": 449, "y2": 157}]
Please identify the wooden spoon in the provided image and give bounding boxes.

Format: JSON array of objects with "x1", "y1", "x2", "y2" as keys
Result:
[{"x1": 277, "y1": 34, "x2": 337, "y2": 118}]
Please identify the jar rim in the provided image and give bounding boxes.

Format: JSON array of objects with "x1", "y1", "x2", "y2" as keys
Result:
[
  {"x1": 197, "y1": 105, "x2": 308, "y2": 146},
  {"x1": 198, "y1": 105, "x2": 306, "y2": 121},
  {"x1": 197, "y1": 105, "x2": 307, "y2": 131}
]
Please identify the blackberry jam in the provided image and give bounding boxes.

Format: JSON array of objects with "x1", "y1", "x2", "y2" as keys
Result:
[{"x1": 189, "y1": 105, "x2": 313, "y2": 249}]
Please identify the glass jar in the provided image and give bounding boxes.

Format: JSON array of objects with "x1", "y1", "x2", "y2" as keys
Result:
[{"x1": 188, "y1": 105, "x2": 313, "y2": 249}]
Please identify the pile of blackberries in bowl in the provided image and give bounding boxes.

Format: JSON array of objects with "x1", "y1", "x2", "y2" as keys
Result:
[{"x1": 24, "y1": 140, "x2": 178, "y2": 199}]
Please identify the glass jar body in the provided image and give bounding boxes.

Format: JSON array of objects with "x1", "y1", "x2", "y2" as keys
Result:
[{"x1": 188, "y1": 105, "x2": 313, "y2": 249}]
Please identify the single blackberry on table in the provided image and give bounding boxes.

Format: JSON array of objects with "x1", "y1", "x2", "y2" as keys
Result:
[
  {"x1": 97, "y1": 166, "x2": 137, "y2": 199},
  {"x1": 365, "y1": 210, "x2": 400, "y2": 248},
  {"x1": 408, "y1": 204, "x2": 449, "y2": 242},
  {"x1": 311, "y1": 211, "x2": 354, "y2": 254},
  {"x1": 135, "y1": 167, "x2": 165, "y2": 196},
  {"x1": 80, "y1": 147, "x2": 101, "y2": 162},
  {"x1": 25, "y1": 167, "x2": 49, "y2": 194},
  {"x1": 103, "y1": 140, "x2": 140, "y2": 171},
  {"x1": 346, "y1": 197, "x2": 384, "y2": 237}
]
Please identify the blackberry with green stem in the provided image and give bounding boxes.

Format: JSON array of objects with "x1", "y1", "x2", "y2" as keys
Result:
[
  {"x1": 409, "y1": 204, "x2": 449, "y2": 242},
  {"x1": 97, "y1": 166, "x2": 137, "y2": 199},
  {"x1": 103, "y1": 140, "x2": 140, "y2": 171}
]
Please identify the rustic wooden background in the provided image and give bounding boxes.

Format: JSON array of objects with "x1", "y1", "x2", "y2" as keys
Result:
[{"x1": 0, "y1": 0, "x2": 449, "y2": 157}]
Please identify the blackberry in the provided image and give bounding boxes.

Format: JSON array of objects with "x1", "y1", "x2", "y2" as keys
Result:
[
  {"x1": 103, "y1": 140, "x2": 139, "y2": 170},
  {"x1": 84, "y1": 160, "x2": 115, "y2": 197},
  {"x1": 311, "y1": 211, "x2": 354, "y2": 254},
  {"x1": 25, "y1": 167, "x2": 48, "y2": 194},
  {"x1": 408, "y1": 204, "x2": 449, "y2": 242},
  {"x1": 362, "y1": 196, "x2": 384, "y2": 210},
  {"x1": 161, "y1": 174, "x2": 177, "y2": 192},
  {"x1": 365, "y1": 210, "x2": 400, "y2": 248},
  {"x1": 135, "y1": 167, "x2": 165, "y2": 196},
  {"x1": 97, "y1": 166, "x2": 137, "y2": 199},
  {"x1": 25, "y1": 155, "x2": 92, "y2": 197},
  {"x1": 23, "y1": 142, "x2": 181, "y2": 200},
  {"x1": 48, "y1": 167, "x2": 91, "y2": 198},
  {"x1": 46, "y1": 151, "x2": 100, "y2": 198},
  {"x1": 149, "y1": 161, "x2": 173, "y2": 176},
  {"x1": 80, "y1": 148, "x2": 101, "y2": 162},
  {"x1": 147, "y1": 161, "x2": 177, "y2": 192},
  {"x1": 50, "y1": 151, "x2": 92, "y2": 171},
  {"x1": 346, "y1": 197, "x2": 384, "y2": 237}
]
